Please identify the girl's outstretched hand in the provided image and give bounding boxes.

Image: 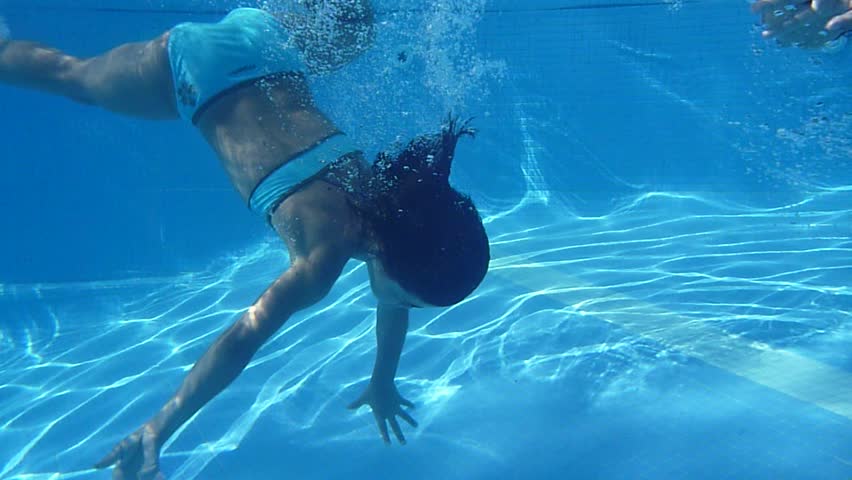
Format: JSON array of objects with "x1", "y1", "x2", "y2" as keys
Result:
[
  {"x1": 348, "y1": 381, "x2": 418, "y2": 445},
  {"x1": 95, "y1": 424, "x2": 164, "y2": 480}
]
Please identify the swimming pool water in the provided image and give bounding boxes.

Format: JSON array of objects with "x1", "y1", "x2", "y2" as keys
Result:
[{"x1": 1, "y1": 1, "x2": 851, "y2": 479}]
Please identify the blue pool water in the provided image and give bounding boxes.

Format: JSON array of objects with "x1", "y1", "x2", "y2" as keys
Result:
[{"x1": 1, "y1": 1, "x2": 851, "y2": 479}]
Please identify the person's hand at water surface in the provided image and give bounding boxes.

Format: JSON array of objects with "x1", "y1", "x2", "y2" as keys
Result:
[
  {"x1": 94, "y1": 424, "x2": 164, "y2": 480},
  {"x1": 348, "y1": 380, "x2": 418, "y2": 444},
  {"x1": 753, "y1": 0, "x2": 852, "y2": 48}
]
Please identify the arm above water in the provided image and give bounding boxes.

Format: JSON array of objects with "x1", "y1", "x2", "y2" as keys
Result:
[
  {"x1": 0, "y1": 32, "x2": 178, "y2": 119},
  {"x1": 95, "y1": 248, "x2": 349, "y2": 479},
  {"x1": 348, "y1": 304, "x2": 419, "y2": 444}
]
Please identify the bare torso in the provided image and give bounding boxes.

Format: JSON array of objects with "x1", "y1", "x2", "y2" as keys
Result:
[
  {"x1": 189, "y1": 72, "x2": 372, "y2": 264},
  {"x1": 195, "y1": 74, "x2": 342, "y2": 202}
]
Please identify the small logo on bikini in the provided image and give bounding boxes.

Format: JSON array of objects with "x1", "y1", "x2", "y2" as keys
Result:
[{"x1": 177, "y1": 81, "x2": 198, "y2": 107}]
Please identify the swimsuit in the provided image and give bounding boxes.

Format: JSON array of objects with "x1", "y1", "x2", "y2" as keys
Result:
[
  {"x1": 167, "y1": 8, "x2": 301, "y2": 123},
  {"x1": 249, "y1": 133, "x2": 359, "y2": 218},
  {"x1": 167, "y1": 8, "x2": 360, "y2": 218}
]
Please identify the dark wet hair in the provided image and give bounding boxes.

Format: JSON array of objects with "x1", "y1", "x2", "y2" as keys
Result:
[{"x1": 363, "y1": 117, "x2": 490, "y2": 307}]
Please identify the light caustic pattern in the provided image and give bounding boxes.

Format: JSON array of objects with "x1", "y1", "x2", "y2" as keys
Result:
[{"x1": 1, "y1": 184, "x2": 851, "y2": 479}]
